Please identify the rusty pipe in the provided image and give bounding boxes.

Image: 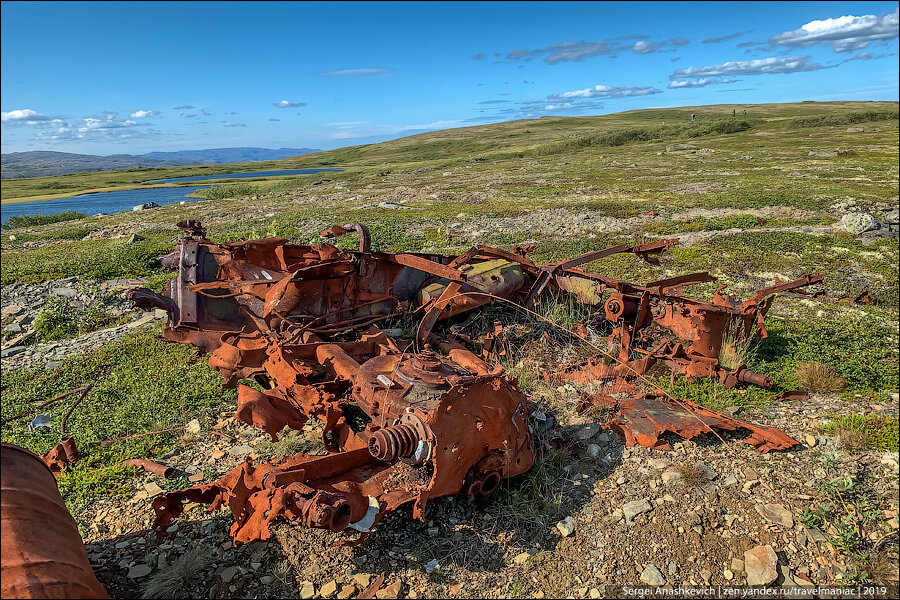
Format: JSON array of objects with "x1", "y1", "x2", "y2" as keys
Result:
[
  {"x1": 735, "y1": 366, "x2": 774, "y2": 388},
  {"x1": 315, "y1": 344, "x2": 361, "y2": 381},
  {"x1": 125, "y1": 459, "x2": 175, "y2": 479},
  {"x1": 435, "y1": 339, "x2": 492, "y2": 376},
  {"x1": 1, "y1": 443, "x2": 109, "y2": 599}
]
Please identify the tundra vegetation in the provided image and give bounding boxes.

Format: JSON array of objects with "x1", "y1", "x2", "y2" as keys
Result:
[{"x1": 1, "y1": 101, "x2": 897, "y2": 596}]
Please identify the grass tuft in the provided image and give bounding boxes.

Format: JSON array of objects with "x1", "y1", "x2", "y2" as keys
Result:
[{"x1": 796, "y1": 361, "x2": 846, "y2": 393}]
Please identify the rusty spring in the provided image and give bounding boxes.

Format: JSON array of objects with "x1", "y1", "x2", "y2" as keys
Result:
[{"x1": 367, "y1": 423, "x2": 419, "y2": 461}]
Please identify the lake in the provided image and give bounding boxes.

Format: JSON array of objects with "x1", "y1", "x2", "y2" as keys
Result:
[{"x1": 1, "y1": 168, "x2": 341, "y2": 224}]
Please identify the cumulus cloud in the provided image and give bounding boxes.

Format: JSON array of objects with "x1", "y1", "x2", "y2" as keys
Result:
[
  {"x1": 668, "y1": 77, "x2": 737, "y2": 89},
  {"x1": 1, "y1": 109, "x2": 54, "y2": 124},
  {"x1": 702, "y1": 31, "x2": 746, "y2": 44},
  {"x1": 768, "y1": 7, "x2": 899, "y2": 52},
  {"x1": 670, "y1": 55, "x2": 829, "y2": 79},
  {"x1": 318, "y1": 68, "x2": 394, "y2": 77},
  {"x1": 34, "y1": 111, "x2": 152, "y2": 143},
  {"x1": 549, "y1": 84, "x2": 662, "y2": 100},
  {"x1": 505, "y1": 36, "x2": 688, "y2": 63},
  {"x1": 273, "y1": 100, "x2": 307, "y2": 108},
  {"x1": 129, "y1": 109, "x2": 159, "y2": 118}
]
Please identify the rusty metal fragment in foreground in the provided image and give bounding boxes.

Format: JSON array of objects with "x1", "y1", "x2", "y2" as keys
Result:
[{"x1": 130, "y1": 221, "x2": 820, "y2": 544}]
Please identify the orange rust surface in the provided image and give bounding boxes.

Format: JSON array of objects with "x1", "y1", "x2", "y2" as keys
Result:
[
  {"x1": 128, "y1": 221, "x2": 819, "y2": 545},
  {"x1": 1, "y1": 443, "x2": 108, "y2": 599}
]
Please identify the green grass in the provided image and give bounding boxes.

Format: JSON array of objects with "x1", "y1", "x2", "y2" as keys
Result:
[
  {"x1": 33, "y1": 296, "x2": 129, "y2": 342},
  {"x1": 0, "y1": 326, "x2": 234, "y2": 513},
  {"x1": 821, "y1": 414, "x2": 899, "y2": 452},
  {"x1": 3, "y1": 210, "x2": 88, "y2": 229},
  {"x1": 1, "y1": 236, "x2": 170, "y2": 284}
]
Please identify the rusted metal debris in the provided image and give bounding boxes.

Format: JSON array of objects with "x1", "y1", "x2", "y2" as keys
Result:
[
  {"x1": 130, "y1": 221, "x2": 821, "y2": 544},
  {"x1": 40, "y1": 435, "x2": 79, "y2": 475},
  {"x1": 124, "y1": 458, "x2": 176, "y2": 479},
  {"x1": 1, "y1": 443, "x2": 108, "y2": 599}
]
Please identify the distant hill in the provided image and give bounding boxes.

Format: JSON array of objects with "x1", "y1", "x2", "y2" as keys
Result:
[
  {"x1": 0, "y1": 147, "x2": 320, "y2": 179},
  {"x1": 137, "y1": 147, "x2": 320, "y2": 164}
]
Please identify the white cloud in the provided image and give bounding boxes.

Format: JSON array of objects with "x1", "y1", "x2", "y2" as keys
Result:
[
  {"x1": 129, "y1": 109, "x2": 159, "y2": 118},
  {"x1": 671, "y1": 55, "x2": 828, "y2": 79},
  {"x1": 769, "y1": 8, "x2": 899, "y2": 52},
  {"x1": 318, "y1": 68, "x2": 394, "y2": 77},
  {"x1": 668, "y1": 77, "x2": 737, "y2": 89},
  {"x1": 273, "y1": 100, "x2": 307, "y2": 108},
  {"x1": 551, "y1": 84, "x2": 662, "y2": 99},
  {"x1": 35, "y1": 111, "x2": 152, "y2": 142},
  {"x1": 2, "y1": 109, "x2": 52, "y2": 124}
]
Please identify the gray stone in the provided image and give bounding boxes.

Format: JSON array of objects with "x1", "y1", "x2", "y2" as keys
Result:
[
  {"x1": 220, "y1": 566, "x2": 241, "y2": 583},
  {"x1": 577, "y1": 423, "x2": 600, "y2": 440},
  {"x1": 640, "y1": 564, "x2": 666, "y2": 586},
  {"x1": 260, "y1": 575, "x2": 275, "y2": 585},
  {"x1": 744, "y1": 545, "x2": 778, "y2": 586},
  {"x1": 51, "y1": 286, "x2": 77, "y2": 297},
  {"x1": 623, "y1": 499, "x2": 652, "y2": 524},
  {"x1": 132, "y1": 202, "x2": 160, "y2": 211},
  {"x1": 841, "y1": 212, "x2": 878, "y2": 235},
  {"x1": 668, "y1": 562, "x2": 679, "y2": 575},
  {"x1": 4, "y1": 322, "x2": 22, "y2": 334},
  {"x1": 127, "y1": 564, "x2": 152, "y2": 578},
  {"x1": 1, "y1": 346, "x2": 25, "y2": 358},
  {"x1": 755, "y1": 503, "x2": 793, "y2": 527},
  {"x1": 126, "y1": 234, "x2": 147, "y2": 244},
  {"x1": 556, "y1": 516, "x2": 576, "y2": 537},
  {"x1": 228, "y1": 444, "x2": 255, "y2": 456},
  {"x1": 585, "y1": 444, "x2": 602, "y2": 459},
  {"x1": 299, "y1": 581, "x2": 316, "y2": 599}
]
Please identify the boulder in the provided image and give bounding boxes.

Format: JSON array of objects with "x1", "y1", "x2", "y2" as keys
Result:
[{"x1": 840, "y1": 212, "x2": 878, "y2": 234}]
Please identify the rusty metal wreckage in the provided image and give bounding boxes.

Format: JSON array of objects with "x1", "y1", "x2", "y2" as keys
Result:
[{"x1": 123, "y1": 220, "x2": 823, "y2": 546}]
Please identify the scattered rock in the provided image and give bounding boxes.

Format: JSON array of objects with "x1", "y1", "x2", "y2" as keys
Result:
[
  {"x1": 220, "y1": 566, "x2": 240, "y2": 583},
  {"x1": 667, "y1": 143, "x2": 698, "y2": 152},
  {"x1": 805, "y1": 434, "x2": 817, "y2": 447},
  {"x1": 556, "y1": 516, "x2": 576, "y2": 537},
  {"x1": 755, "y1": 503, "x2": 793, "y2": 527},
  {"x1": 144, "y1": 482, "x2": 164, "y2": 497},
  {"x1": 640, "y1": 564, "x2": 666, "y2": 586},
  {"x1": 320, "y1": 579, "x2": 338, "y2": 598},
  {"x1": 376, "y1": 581, "x2": 402, "y2": 599},
  {"x1": 353, "y1": 574, "x2": 371, "y2": 587},
  {"x1": 299, "y1": 581, "x2": 316, "y2": 599},
  {"x1": 228, "y1": 444, "x2": 255, "y2": 456},
  {"x1": 623, "y1": 499, "x2": 652, "y2": 524},
  {"x1": 585, "y1": 444, "x2": 602, "y2": 459},
  {"x1": 126, "y1": 234, "x2": 147, "y2": 244},
  {"x1": 337, "y1": 584, "x2": 356, "y2": 599},
  {"x1": 424, "y1": 558, "x2": 440, "y2": 574},
  {"x1": 744, "y1": 545, "x2": 778, "y2": 586},
  {"x1": 127, "y1": 564, "x2": 152, "y2": 578},
  {"x1": 841, "y1": 212, "x2": 878, "y2": 234},
  {"x1": 132, "y1": 202, "x2": 160, "y2": 211}
]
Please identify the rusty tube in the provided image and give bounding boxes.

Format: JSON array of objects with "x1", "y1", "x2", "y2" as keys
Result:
[
  {"x1": 125, "y1": 458, "x2": 175, "y2": 479},
  {"x1": 435, "y1": 339, "x2": 492, "y2": 376},
  {"x1": 315, "y1": 344, "x2": 361, "y2": 381},
  {"x1": 736, "y1": 367, "x2": 774, "y2": 388},
  {"x1": 1, "y1": 443, "x2": 108, "y2": 599}
]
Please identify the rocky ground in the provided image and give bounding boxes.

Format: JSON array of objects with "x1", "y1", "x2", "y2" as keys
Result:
[{"x1": 76, "y1": 389, "x2": 899, "y2": 599}]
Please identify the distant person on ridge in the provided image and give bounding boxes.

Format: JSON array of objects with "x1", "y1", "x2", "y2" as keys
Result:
[
  {"x1": 690, "y1": 113, "x2": 695, "y2": 122},
  {"x1": 732, "y1": 109, "x2": 736, "y2": 117}
]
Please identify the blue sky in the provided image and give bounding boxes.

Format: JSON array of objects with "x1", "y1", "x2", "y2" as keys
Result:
[{"x1": 1, "y1": 1, "x2": 897, "y2": 155}]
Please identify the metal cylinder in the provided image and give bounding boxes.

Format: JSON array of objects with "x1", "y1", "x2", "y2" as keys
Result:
[
  {"x1": 1, "y1": 443, "x2": 108, "y2": 599},
  {"x1": 736, "y1": 367, "x2": 774, "y2": 388},
  {"x1": 367, "y1": 424, "x2": 420, "y2": 461},
  {"x1": 315, "y1": 344, "x2": 361, "y2": 381},
  {"x1": 124, "y1": 458, "x2": 175, "y2": 479}
]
